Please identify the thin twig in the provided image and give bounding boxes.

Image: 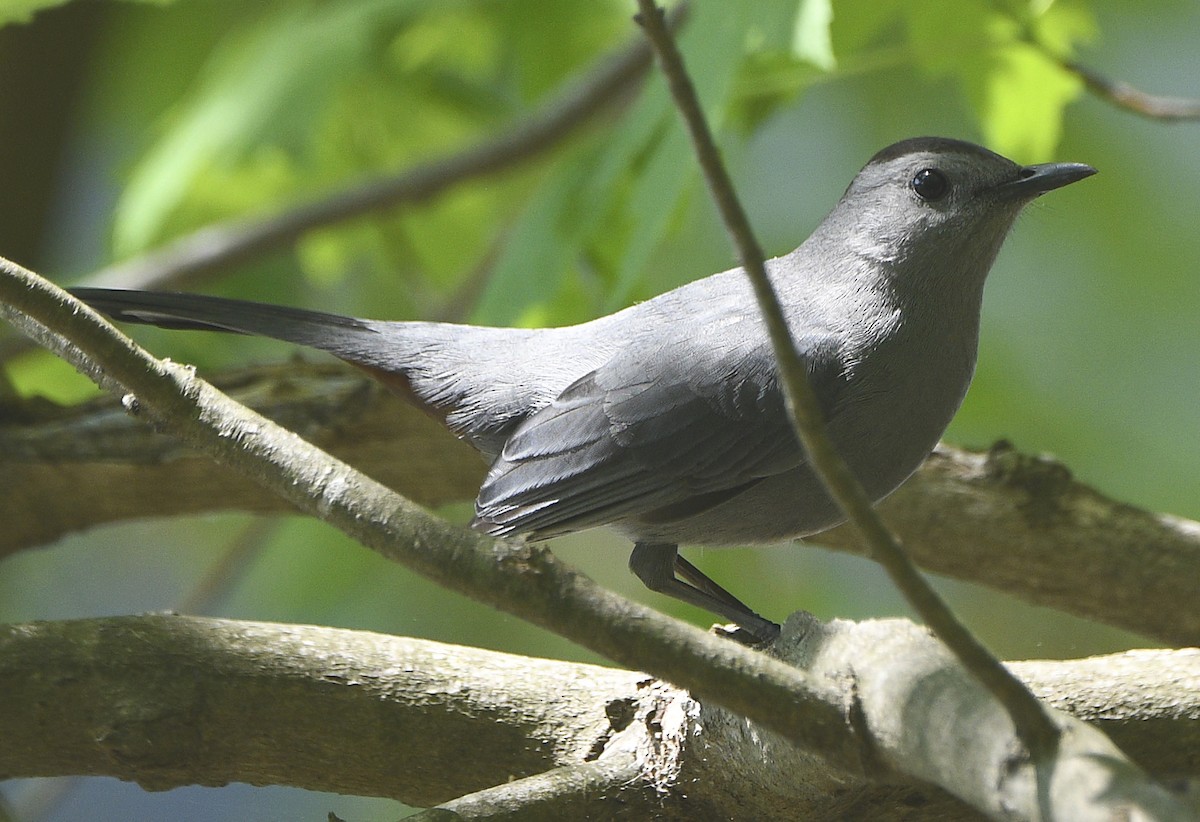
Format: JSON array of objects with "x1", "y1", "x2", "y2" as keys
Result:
[
  {"x1": 432, "y1": 225, "x2": 509, "y2": 323},
  {"x1": 990, "y1": 0, "x2": 1200, "y2": 122},
  {"x1": 175, "y1": 519, "x2": 277, "y2": 615},
  {"x1": 1065, "y1": 59, "x2": 1200, "y2": 121},
  {"x1": 633, "y1": 1, "x2": 1062, "y2": 759}
]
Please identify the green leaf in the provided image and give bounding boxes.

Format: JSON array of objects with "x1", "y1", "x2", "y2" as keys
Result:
[
  {"x1": 0, "y1": 0, "x2": 72, "y2": 26},
  {"x1": 903, "y1": 0, "x2": 1001, "y2": 77},
  {"x1": 829, "y1": 0, "x2": 904, "y2": 55},
  {"x1": 793, "y1": 0, "x2": 836, "y2": 70},
  {"x1": 902, "y1": 0, "x2": 1085, "y2": 159},
  {"x1": 473, "y1": 0, "x2": 752, "y2": 324},
  {"x1": 731, "y1": 51, "x2": 821, "y2": 132},
  {"x1": 962, "y1": 43, "x2": 1082, "y2": 161},
  {"x1": 1031, "y1": 0, "x2": 1097, "y2": 57},
  {"x1": 0, "y1": 0, "x2": 173, "y2": 28},
  {"x1": 604, "y1": 0, "x2": 751, "y2": 309},
  {"x1": 112, "y1": 0, "x2": 430, "y2": 256},
  {"x1": 470, "y1": 144, "x2": 605, "y2": 327}
]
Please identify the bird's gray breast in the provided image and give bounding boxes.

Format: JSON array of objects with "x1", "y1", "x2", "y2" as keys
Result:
[{"x1": 617, "y1": 293, "x2": 980, "y2": 547}]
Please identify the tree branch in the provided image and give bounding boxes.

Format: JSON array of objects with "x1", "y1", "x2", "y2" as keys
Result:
[
  {"x1": 2, "y1": 614, "x2": 1195, "y2": 819},
  {"x1": 2, "y1": 195, "x2": 1191, "y2": 822},
  {"x1": 0, "y1": 255, "x2": 866, "y2": 777},
  {"x1": 1064, "y1": 59, "x2": 1200, "y2": 121},
  {"x1": 0, "y1": 362, "x2": 485, "y2": 554},
  {"x1": 411, "y1": 759, "x2": 647, "y2": 821},
  {"x1": 4, "y1": 365, "x2": 1200, "y2": 647},
  {"x1": 0, "y1": 615, "x2": 643, "y2": 805},
  {"x1": 991, "y1": 0, "x2": 1200, "y2": 121},
  {"x1": 821, "y1": 443, "x2": 1200, "y2": 648}
]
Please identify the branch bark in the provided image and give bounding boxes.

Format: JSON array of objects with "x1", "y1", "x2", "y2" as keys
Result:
[
  {"x1": 0, "y1": 615, "x2": 642, "y2": 805},
  {"x1": 2, "y1": 614, "x2": 1195, "y2": 820},
  {"x1": 1, "y1": 257, "x2": 1194, "y2": 820},
  {"x1": 3, "y1": 364, "x2": 1199, "y2": 647}
]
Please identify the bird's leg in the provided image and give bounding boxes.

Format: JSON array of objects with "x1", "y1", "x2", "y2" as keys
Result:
[
  {"x1": 673, "y1": 554, "x2": 750, "y2": 611},
  {"x1": 629, "y1": 542, "x2": 780, "y2": 643}
]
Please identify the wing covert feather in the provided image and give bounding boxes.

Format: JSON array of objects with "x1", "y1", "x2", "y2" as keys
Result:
[{"x1": 474, "y1": 327, "x2": 846, "y2": 539}]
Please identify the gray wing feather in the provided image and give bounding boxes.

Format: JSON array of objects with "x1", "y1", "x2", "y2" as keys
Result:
[{"x1": 474, "y1": 328, "x2": 846, "y2": 539}]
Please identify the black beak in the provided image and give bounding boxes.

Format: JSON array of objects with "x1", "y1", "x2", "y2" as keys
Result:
[{"x1": 1000, "y1": 162, "x2": 1097, "y2": 198}]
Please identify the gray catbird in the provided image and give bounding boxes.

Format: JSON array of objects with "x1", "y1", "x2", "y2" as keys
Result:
[{"x1": 72, "y1": 137, "x2": 1094, "y2": 642}]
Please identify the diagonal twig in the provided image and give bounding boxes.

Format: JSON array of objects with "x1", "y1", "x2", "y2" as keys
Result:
[
  {"x1": 1064, "y1": 59, "x2": 1200, "y2": 121},
  {"x1": 992, "y1": 0, "x2": 1200, "y2": 122},
  {"x1": 633, "y1": 0, "x2": 1062, "y2": 760},
  {"x1": 406, "y1": 758, "x2": 644, "y2": 821}
]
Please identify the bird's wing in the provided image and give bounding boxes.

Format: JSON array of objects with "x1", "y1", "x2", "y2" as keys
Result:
[{"x1": 472, "y1": 324, "x2": 846, "y2": 539}]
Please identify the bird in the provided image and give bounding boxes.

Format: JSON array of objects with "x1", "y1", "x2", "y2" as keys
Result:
[{"x1": 72, "y1": 137, "x2": 1096, "y2": 643}]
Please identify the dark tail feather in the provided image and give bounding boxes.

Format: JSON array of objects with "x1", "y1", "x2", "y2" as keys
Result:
[
  {"x1": 69, "y1": 287, "x2": 379, "y2": 356},
  {"x1": 71, "y1": 287, "x2": 533, "y2": 456}
]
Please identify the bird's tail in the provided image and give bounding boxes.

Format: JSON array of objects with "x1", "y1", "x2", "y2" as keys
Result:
[
  {"x1": 69, "y1": 287, "x2": 547, "y2": 457},
  {"x1": 69, "y1": 287, "x2": 380, "y2": 360}
]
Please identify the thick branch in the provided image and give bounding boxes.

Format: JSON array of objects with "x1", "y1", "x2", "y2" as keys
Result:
[
  {"x1": 0, "y1": 615, "x2": 642, "y2": 805},
  {"x1": 3, "y1": 366, "x2": 1199, "y2": 647},
  {"x1": 821, "y1": 443, "x2": 1200, "y2": 649},
  {"x1": 2, "y1": 615, "x2": 1195, "y2": 820},
  {"x1": 0, "y1": 362, "x2": 486, "y2": 552},
  {"x1": 3, "y1": 254, "x2": 1192, "y2": 818}
]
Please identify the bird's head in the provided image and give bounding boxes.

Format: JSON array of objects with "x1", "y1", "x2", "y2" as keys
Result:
[{"x1": 819, "y1": 137, "x2": 1095, "y2": 298}]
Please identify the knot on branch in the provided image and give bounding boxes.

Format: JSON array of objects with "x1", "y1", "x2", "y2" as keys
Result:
[{"x1": 984, "y1": 439, "x2": 1075, "y2": 525}]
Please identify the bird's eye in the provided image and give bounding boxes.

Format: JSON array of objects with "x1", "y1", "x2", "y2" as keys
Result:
[{"x1": 911, "y1": 168, "x2": 950, "y2": 201}]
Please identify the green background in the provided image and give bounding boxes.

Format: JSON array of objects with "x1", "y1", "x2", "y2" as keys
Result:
[{"x1": 1, "y1": 0, "x2": 1198, "y2": 818}]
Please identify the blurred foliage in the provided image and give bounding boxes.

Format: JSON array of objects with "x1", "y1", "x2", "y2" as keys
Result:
[
  {"x1": 0, "y1": 0, "x2": 169, "y2": 27},
  {"x1": 90, "y1": 0, "x2": 1094, "y2": 319},
  {"x1": 2, "y1": 0, "x2": 1199, "y2": 818}
]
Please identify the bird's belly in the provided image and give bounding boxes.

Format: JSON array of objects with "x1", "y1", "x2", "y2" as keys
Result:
[
  {"x1": 617, "y1": 465, "x2": 847, "y2": 546},
  {"x1": 617, "y1": 368, "x2": 968, "y2": 547}
]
